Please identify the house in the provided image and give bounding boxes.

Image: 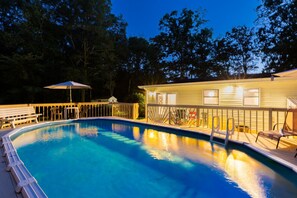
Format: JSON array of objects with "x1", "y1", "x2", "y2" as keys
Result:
[{"x1": 138, "y1": 69, "x2": 297, "y2": 132}]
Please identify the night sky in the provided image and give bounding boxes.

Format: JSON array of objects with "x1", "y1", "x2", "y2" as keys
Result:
[{"x1": 111, "y1": 0, "x2": 260, "y2": 39}]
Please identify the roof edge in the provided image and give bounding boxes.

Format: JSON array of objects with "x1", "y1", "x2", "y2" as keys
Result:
[{"x1": 138, "y1": 76, "x2": 297, "y2": 89}]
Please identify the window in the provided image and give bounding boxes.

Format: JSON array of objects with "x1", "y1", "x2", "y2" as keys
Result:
[
  {"x1": 243, "y1": 88, "x2": 259, "y2": 106},
  {"x1": 156, "y1": 93, "x2": 176, "y2": 105},
  {"x1": 156, "y1": 93, "x2": 166, "y2": 104},
  {"x1": 167, "y1": 94, "x2": 176, "y2": 105},
  {"x1": 203, "y1": 89, "x2": 219, "y2": 105}
]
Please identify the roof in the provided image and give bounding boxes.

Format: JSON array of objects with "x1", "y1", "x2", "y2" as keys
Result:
[
  {"x1": 287, "y1": 98, "x2": 297, "y2": 109},
  {"x1": 139, "y1": 75, "x2": 297, "y2": 89},
  {"x1": 274, "y1": 68, "x2": 297, "y2": 77},
  {"x1": 170, "y1": 73, "x2": 272, "y2": 84}
]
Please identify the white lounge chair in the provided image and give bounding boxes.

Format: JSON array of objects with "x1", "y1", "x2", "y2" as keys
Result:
[{"x1": 255, "y1": 109, "x2": 297, "y2": 149}]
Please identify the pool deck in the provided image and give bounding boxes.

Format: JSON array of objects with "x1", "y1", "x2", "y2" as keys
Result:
[
  {"x1": 0, "y1": 128, "x2": 22, "y2": 198},
  {"x1": 1, "y1": 120, "x2": 297, "y2": 197}
]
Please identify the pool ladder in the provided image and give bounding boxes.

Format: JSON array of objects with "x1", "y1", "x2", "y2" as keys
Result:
[{"x1": 210, "y1": 116, "x2": 234, "y2": 146}]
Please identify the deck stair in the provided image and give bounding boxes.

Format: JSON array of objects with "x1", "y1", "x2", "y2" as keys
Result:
[{"x1": 210, "y1": 116, "x2": 234, "y2": 146}]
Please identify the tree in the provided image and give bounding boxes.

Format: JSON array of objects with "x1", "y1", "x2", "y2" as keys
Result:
[
  {"x1": 115, "y1": 36, "x2": 165, "y2": 101},
  {"x1": 50, "y1": 0, "x2": 126, "y2": 99},
  {"x1": 152, "y1": 8, "x2": 213, "y2": 81},
  {"x1": 211, "y1": 37, "x2": 235, "y2": 78},
  {"x1": 125, "y1": 37, "x2": 149, "y2": 94},
  {"x1": 0, "y1": 1, "x2": 48, "y2": 103},
  {"x1": 256, "y1": 0, "x2": 297, "y2": 73},
  {"x1": 212, "y1": 26, "x2": 258, "y2": 78},
  {"x1": 142, "y1": 43, "x2": 166, "y2": 85},
  {"x1": 0, "y1": 0, "x2": 128, "y2": 103}
]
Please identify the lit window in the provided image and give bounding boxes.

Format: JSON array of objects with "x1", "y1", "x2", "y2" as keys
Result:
[
  {"x1": 156, "y1": 93, "x2": 166, "y2": 104},
  {"x1": 156, "y1": 93, "x2": 176, "y2": 105},
  {"x1": 167, "y1": 94, "x2": 176, "y2": 105},
  {"x1": 243, "y1": 89, "x2": 259, "y2": 106},
  {"x1": 204, "y1": 90, "x2": 219, "y2": 105}
]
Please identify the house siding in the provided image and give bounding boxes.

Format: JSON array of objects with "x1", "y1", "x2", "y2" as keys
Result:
[{"x1": 142, "y1": 77, "x2": 297, "y2": 109}]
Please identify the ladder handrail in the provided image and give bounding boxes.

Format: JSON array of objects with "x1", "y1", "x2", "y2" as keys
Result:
[{"x1": 210, "y1": 116, "x2": 234, "y2": 146}]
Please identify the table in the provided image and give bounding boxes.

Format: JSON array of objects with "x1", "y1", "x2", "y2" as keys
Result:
[{"x1": 64, "y1": 107, "x2": 79, "y2": 119}]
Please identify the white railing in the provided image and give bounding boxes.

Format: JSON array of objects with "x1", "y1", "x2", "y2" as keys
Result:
[
  {"x1": 147, "y1": 104, "x2": 287, "y2": 133},
  {"x1": 0, "y1": 102, "x2": 139, "y2": 122}
]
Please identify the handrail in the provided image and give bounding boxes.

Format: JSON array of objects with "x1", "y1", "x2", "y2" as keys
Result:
[
  {"x1": 0, "y1": 102, "x2": 139, "y2": 124},
  {"x1": 147, "y1": 104, "x2": 287, "y2": 133},
  {"x1": 210, "y1": 116, "x2": 234, "y2": 146}
]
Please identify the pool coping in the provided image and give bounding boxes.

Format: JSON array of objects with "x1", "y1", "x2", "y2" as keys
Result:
[
  {"x1": 1, "y1": 121, "x2": 68, "y2": 198},
  {"x1": 1, "y1": 118, "x2": 297, "y2": 198}
]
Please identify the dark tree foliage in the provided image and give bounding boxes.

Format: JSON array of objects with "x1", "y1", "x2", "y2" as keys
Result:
[
  {"x1": 256, "y1": 0, "x2": 297, "y2": 72},
  {"x1": 152, "y1": 8, "x2": 213, "y2": 81},
  {"x1": 0, "y1": 0, "x2": 127, "y2": 103},
  {"x1": 114, "y1": 37, "x2": 165, "y2": 101},
  {"x1": 212, "y1": 26, "x2": 258, "y2": 79},
  {"x1": 0, "y1": 1, "x2": 295, "y2": 104},
  {"x1": 212, "y1": 37, "x2": 235, "y2": 78}
]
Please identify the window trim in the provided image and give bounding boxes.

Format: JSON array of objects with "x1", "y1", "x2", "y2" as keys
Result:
[
  {"x1": 167, "y1": 93, "x2": 177, "y2": 105},
  {"x1": 243, "y1": 88, "x2": 260, "y2": 106},
  {"x1": 156, "y1": 93, "x2": 177, "y2": 105},
  {"x1": 203, "y1": 89, "x2": 219, "y2": 105}
]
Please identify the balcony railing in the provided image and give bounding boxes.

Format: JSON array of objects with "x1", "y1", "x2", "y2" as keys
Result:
[
  {"x1": 147, "y1": 104, "x2": 287, "y2": 133},
  {"x1": 0, "y1": 102, "x2": 139, "y2": 122}
]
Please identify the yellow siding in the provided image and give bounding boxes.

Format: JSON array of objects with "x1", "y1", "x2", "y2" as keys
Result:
[
  {"x1": 176, "y1": 89, "x2": 202, "y2": 105},
  {"x1": 144, "y1": 78, "x2": 297, "y2": 108}
]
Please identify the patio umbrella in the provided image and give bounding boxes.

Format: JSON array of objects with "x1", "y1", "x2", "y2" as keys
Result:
[{"x1": 44, "y1": 81, "x2": 91, "y2": 102}]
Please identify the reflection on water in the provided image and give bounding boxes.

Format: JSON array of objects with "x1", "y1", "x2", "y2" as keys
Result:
[
  {"x1": 13, "y1": 125, "x2": 68, "y2": 149},
  {"x1": 12, "y1": 120, "x2": 297, "y2": 198},
  {"x1": 132, "y1": 126, "x2": 282, "y2": 198},
  {"x1": 12, "y1": 123, "x2": 100, "y2": 149}
]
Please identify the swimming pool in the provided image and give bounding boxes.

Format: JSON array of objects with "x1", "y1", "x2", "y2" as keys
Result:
[{"x1": 10, "y1": 119, "x2": 297, "y2": 198}]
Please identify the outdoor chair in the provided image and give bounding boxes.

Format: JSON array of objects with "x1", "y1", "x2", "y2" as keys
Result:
[
  {"x1": 187, "y1": 111, "x2": 197, "y2": 127},
  {"x1": 79, "y1": 106, "x2": 90, "y2": 118},
  {"x1": 50, "y1": 107, "x2": 63, "y2": 121},
  {"x1": 255, "y1": 109, "x2": 297, "y2": 149}
]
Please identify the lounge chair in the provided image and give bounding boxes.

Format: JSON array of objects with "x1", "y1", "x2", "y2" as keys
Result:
[{"x1": 255, "y1": 109, "x2": 297, "y2": 149}]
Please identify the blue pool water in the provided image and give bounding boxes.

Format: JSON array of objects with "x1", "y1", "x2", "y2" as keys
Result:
[{"x1": 12, "y1": 119, "x2": 297, "y2": 198}]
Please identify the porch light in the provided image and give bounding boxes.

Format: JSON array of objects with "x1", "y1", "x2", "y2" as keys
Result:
[
  {"x1": 236, "y1": 87, "x2": 243, "y2": 96},
  {"x1": 224, "y1": 86, "x2": 234, "y2": 93},
  {"x1": 148, "y1": 91, "x2": 156, "y2": 97}
]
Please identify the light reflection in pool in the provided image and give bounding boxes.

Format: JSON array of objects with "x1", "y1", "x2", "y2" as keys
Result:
[{"x1": 139, "y1": 128, "x2": 267, "y2": 198}]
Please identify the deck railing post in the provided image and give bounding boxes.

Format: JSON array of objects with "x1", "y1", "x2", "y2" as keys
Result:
[
  {"x1": 195, "y1": 107, "x2": 199, "y2": 127},
  {"x1": 269, "y1": 108, "x2": 273, "y2": 130},
  {"x1": 169, "y1": 106, "x2": 171, "y2": 125},
  {"x1": 146, "y1": 104, "x2": 149, "y2": 123},
  {"x1": 111, "y1": 103, "x2": 114, "y2": 117},
  {"x1": 132, "y1": 103, "x2": 139, "y2": 120}
]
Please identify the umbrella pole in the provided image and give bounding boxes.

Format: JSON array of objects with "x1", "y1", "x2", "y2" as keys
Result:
[{"x1": 70, "y1": 87, "x2": 72, "y2": 103}]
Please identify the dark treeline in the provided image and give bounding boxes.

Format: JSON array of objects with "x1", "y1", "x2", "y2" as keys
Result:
[{"x1": 0, "y1": 0, "x2": 296, "y2": 104}]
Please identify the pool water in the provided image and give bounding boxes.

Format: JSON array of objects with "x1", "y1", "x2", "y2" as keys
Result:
[{"x1": 12, "y1": 119, "x2": 297, "y2": 198}]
